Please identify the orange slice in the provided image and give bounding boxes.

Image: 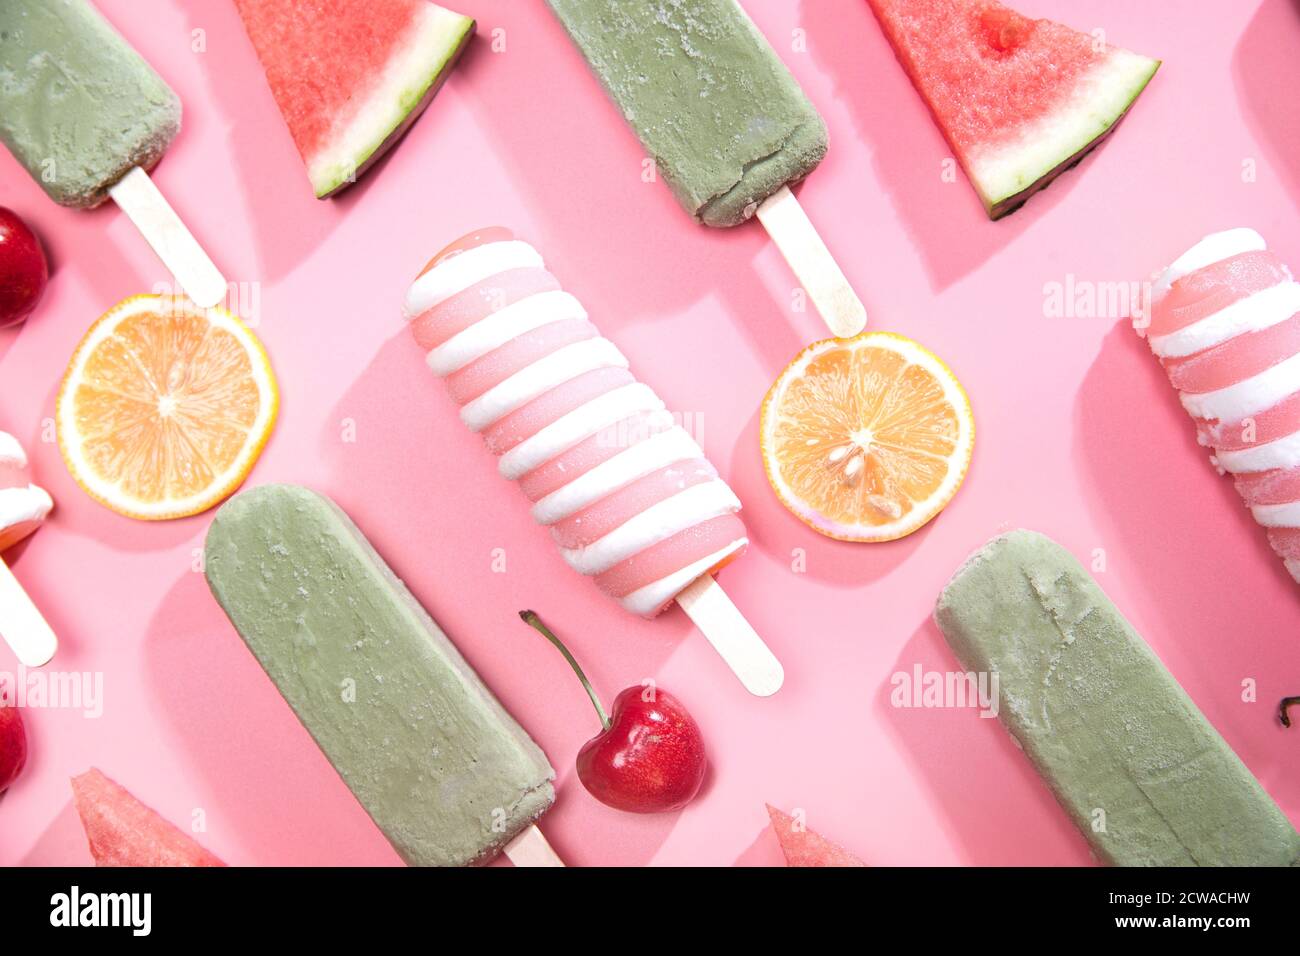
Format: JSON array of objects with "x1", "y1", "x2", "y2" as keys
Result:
[
  {"x1": 56, "y1": 295, "x2": 278, "y2": 520},
  {"x1": 760, "y1": 332, "x2": 973, "y2": 541}
]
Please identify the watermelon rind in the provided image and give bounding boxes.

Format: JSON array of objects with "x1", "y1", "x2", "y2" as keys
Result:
[
  {"x1": 309, "y1": 5, "x2": 475, "y2": 198},
  {"x1": 975, "y1": 50, "x2": 1160, "y2": 219}
]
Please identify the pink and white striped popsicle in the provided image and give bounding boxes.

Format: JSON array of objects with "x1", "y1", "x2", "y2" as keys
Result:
[
  {"x1": 1140, "y1": 228, "x2": 1300, "y2": 584},
  {"x1": 403, "y1": 229, "x2": 782, "y2": 695},
  {"x1": 0, "y1": 430, "x2": 57, "y2": 665}
]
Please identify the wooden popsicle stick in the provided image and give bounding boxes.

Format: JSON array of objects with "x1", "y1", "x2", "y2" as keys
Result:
[
  {"x1": 504, "y1": 824, "x2": 565, "y2": 867},
  {"x1": 756, "y1": 185, "x2": 867, "y2": 339},
  {"x1": 676, "y1": 574, "x2": 783, "y2": 697},
  {"x1": 108, "y1": 167, "x2": 228, "y2": 309},
  {"x1": 0, "y1": 556, "x2": 56, "y2": 667}
]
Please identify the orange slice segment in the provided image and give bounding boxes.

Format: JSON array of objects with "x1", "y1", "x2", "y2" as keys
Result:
[
  {"x1": 57, "y1": 295, "x2": 278, "y2": 520},
  {"x1": 760, "y1": 332, "x2": 974, "y2": 541}
]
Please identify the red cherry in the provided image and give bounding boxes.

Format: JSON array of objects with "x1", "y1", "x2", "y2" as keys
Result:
[
  {"x1": 520, "y1": 611, "x2": 707, "y2": 814},
  {"x1": 575, "y1": 686, "x2": 706, "y2": 813},
  {"x1": 0, "y1": 699, "x2": 27, "y2": 793},
  {"x1": 0, "y1": 208, "x2": 48, "y2": 329}
]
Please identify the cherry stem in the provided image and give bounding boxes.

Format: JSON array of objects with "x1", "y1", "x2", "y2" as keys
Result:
[
  {"x1": 519, "y1": 610, "x2": 610, "y2": 731},
  {"x1": 1280, "y1": 696, "x2": 1300, "y2": 729}
]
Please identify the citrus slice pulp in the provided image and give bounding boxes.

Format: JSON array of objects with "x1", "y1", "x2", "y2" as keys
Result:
[
  {"x1": 760, "y1": 332, "x2": 973, "y2": 541},
  {"x1": 57, "y1": 295, "x2": 278, "y2": 520}
]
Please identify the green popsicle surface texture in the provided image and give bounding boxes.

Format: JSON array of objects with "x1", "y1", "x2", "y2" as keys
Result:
[
  {"x1": 0, "y1": 0, "x2": 180, "y2": 208},
  {"x1": 935, "y1": 530, "x2": 1299, "y2": 867},
  {"x1": 204, "y1": 485, "x2": 555, "y2": 867},
  {"x1": 546, "y1": 0, "x2": 827, "y2": 227}
]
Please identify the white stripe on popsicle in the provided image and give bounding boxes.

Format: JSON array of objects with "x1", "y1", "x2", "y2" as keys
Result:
[
  {"x1": 0, "y1": 485, "x2": 53, "y2": 531},
  {"x1": 0, "y1": 433, "x2": 27, "y2": 467},
  {"x1": 498, "y1": 383, "x2": 665, "y2": 481},
  {"x1": 1214, "y1": 430, "x2": 1300, "y2": 474},
  {"x1": 559, "y1": 481, "x2": 742, "y2": 576},
  {"x1": 427, "y1": 290, "x2": 587, "y2": 376},
  {"x1": 619, "y1": 539, "x2": 748, "y2": 617},
  {"x1": 1179, "y1": 352, "x2": 1300, "y2": 422},
  {"x1": 1150, "y1": 281, "x2": 1300, "y2": 359},
  {"x1": 1153, "y1": 228, "x2": 1265, "y2": 301},
  {"x1": 403, "y1": 241, "x2": 543, "y2": 318},
  {"x1": 1250, "y1": 500, "x2": 1300, "y2": 527},
  {"x1": 531, "y1": 425, "x2": 705, "y2": 525},
  {"x1": 460, "y1": 338, "x2": 628, "y2": 432}
]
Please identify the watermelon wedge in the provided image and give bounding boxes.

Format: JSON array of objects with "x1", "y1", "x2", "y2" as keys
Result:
[
  {"x1": 766, "y1": 804, "x2": 867, "y2": 867},
  {"x1": 867, "y1": 0, "x2": 1160, "y2": 219},
  {"x1": 234, "y1": 0, "x2": 475, "y2": 198},
  {"x1": 71, "y1": 769, "x2": 225, "y2": 867}
]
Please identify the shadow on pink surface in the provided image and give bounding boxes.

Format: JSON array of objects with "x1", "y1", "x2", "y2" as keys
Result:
[
  {"x1": 20, "y1": 799, "x2": 92, "y2": 867},
  {"x1": 547, "y1": 794, "x2": 682, "y2": 868},
  {"x1": 0, "y1": 326, "x2": 18, "y2": 365},
  {"x1": 800, "y1": 0, "x2": 1058, "y2": 292},
  {"x1": 127, "y1": 324, "x2": 695, "y2": 866},
  {"x1": 1075, "y1": 321, "x2": 1300, "y2": 806},
  {"x1": 733, "y1": 818, "x2": 784, "y2": 867},
  {"x1": 1234, "y1": 0, "x2": 1300, "y2": 214},
  {"x1": 144, "y1": 569, "x2": 404, "y2": 866},
  {"x1": 320, "y1": 328, "x2": 703, "y2": 677},
  {"x1": 183, "y1": 0, "x2": 345, "y2": 283},
  {"x1": 457, "y1": 10, "x2": 809, "y2": 373},
  {"x1": 41, "y1": 465, "x2": 207, "y2": 556},
  {"x1": 877, "y1": 617, "x2": 1097, "y2": 866},
  {"x1": 145, "y1": 565, "x2": 686, "y2": 867},
  {"x1": 322, "y1": 325, "x2": 770, "y2": 863},
  {"x1": 309, "y1": 331, "x2": 701, "y2": 865},
  {"x1": 33, "y1": 208, "x2": 140, "y2": 318}
]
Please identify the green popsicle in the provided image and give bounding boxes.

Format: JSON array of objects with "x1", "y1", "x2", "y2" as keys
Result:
[
  {"x1": 0, "y1": 0, "x2": 181, "y2": 208},
  {"x1": 204, "y1": 484, "x2": 555, "y2": 867},
  {"x1": 545, "y1": 0, "x2": 828, "y2": 227},
  {"x1": 935, "y1": 530, "x2": 1299, "y2": 867}
]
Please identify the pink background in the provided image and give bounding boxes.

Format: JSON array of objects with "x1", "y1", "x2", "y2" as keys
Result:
[{"x1": 2, "y1": 0, "x2": 1298, "y2": 867}]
